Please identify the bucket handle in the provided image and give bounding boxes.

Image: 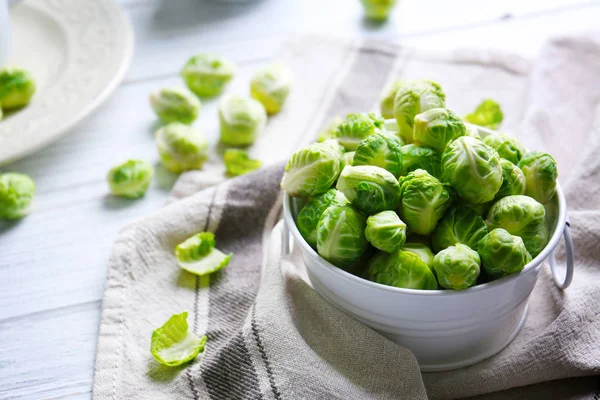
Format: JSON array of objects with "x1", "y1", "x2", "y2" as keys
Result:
[{"x1": 548, "y1": 222, "x2": 574, "y2": 290}]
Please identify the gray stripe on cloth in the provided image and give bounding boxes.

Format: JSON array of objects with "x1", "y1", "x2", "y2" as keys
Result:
[{"x1": 197, "y1": 166, "x2": 285, "y2": 399}]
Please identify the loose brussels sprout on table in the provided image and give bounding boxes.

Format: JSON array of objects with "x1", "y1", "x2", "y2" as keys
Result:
[
  {"x1": 180, "y1": 53, "x2": 235, "y2": 97},
  {"x1": 478, "y1": 228, "x2": 531, "y2": 279},
  {"x1": 297, "y1": 189, "x2": 348, "y2": 248},
  {"x1": 413, "y1": 108, "x2": 467, "y2": 153},
  {"x1": 317, "y1": 204, "x2": 369, "y2": 271},
  {"x1": 352, "y1": 132, "x2": 403, "y2": 177},
  {"x1": 433, "y1": 243, "x2": 481, "y2": 290},
  {"x1": 432, "y1": 207, "x2": 488, "y2": 252},
  {"x1": 394, "y1": 80, "x2": 446, "y2": 143},
  {"x1": 107, "y1": 159, "x2": 153, "y2": 199},
  {"x1": 149, "y1": 87, "x2": 201, "y2": 124},
  {"x1": 441, "y1": 136, "x2": 503, "y2": 204},
  {"x1": 365, "y1": 211, "x2": 407, "y2": 253},
  {"x1": 360, "y1": 0, "x2": 399, "y2": 21},
  {"x1": 486, "y1": 195, "x2": 548, "y2": 257},
  {"x1": 250, "y1": 63, "x2": 292, "y2": 114},
  {"x1": 367, "y1": 249, "x2": 437, "y2": 290},
  {"x1": 0, "y1": 68, "x2": 36, "y2": 109},
  {"x1": 219, "y1": 95, "x2": 267, "y2": 146},
  {"x1": 281, "y1": 140, "x2": 344, "y2": 197},
  {"x1": 155, "y1": 123, "x2": 209, "y2": 173},
  {"x1": 464, "y1": 99, "x2": 504, "y2": 129},
  {"x1": 518, "y1": 151, "x2": 558, "y2": 205},
  {"x1": 334, "y1": 113, "x2": 383, "y2": 151},
  {"x1": 336, "y1": 165, "x2": 400, "y2": 215},
  {"x1": 397, "y1": 169, "x2": 451, "y2": 235},
  {"x1": 224, "y1": 149, "x2": 262, "y2": 177},
  {"x1": 0, "y1": 172, "x2": 35, "y2": 220},
  {"x1": 281, "y1": 79, "x2": 560, "y2": 292},
  {"x1": 483, "y1": 133, "x2": 526, "y2": 165}
]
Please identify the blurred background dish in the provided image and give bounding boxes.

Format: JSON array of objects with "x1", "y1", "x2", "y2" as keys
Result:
[{"x1": 0, "y1": 0, "x2": 133, "y2": 165}]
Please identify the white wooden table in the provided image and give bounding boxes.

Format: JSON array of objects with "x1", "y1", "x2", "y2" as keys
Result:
[{"x1": 1, "y1": 0, "x2": 599, "y2": 398}]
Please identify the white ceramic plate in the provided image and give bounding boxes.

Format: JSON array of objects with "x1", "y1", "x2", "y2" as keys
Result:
[{"x1": 0, "y1": 0, "x2": 134, "y2": 165}]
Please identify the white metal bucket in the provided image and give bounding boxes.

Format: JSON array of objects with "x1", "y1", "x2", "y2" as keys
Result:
[{"x1": 282, "y1": 126, "x2": 574, "y2": 372}]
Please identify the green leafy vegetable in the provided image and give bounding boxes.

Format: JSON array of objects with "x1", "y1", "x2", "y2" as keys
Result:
[
  {"x1": 465, "y1": 99, "x2": 503, "y2": 129},
  {"x1": 151, "y1": 312, "x2": 207, "y2": 367},
  {"x1": 224, "y1": 149, "x2": 262, "y2": 177},
  {"x1": 176, "y1": 232, "x2": 232, "y2": 276}
]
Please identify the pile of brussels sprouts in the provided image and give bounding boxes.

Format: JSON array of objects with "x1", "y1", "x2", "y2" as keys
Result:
[
  {"x1": 105, "y1": 55, "x2": 292, "y2": 200},
  {"x1": 282, "y1": 79, "x2": 558, "y2": 291}
]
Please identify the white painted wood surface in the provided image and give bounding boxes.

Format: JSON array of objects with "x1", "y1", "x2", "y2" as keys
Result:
[{"x1": 1, "y1": 0, "x2": 599, "y2": 398}]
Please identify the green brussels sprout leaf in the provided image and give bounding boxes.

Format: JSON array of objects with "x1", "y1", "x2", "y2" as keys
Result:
[
  {"x1": 176, "y1": 232, "x2": 233, "y2": 276},
  {"x1": 465, "y1": 99, "x2": 503, "y2": 130},
  {"x1": 224, "y1": 149, "x2": 262, "y2": 177},
  {"x1": 151, "y1": 312, "x2": 207, "y2": 367}
]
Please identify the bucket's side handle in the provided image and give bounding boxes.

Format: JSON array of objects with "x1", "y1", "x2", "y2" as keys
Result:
[{"x1": 548, "y1": 222, "x2": 574, "y2": 290}]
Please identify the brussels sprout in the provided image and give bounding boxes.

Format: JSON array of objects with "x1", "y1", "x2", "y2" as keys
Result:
[
  {"x1": 156, "y1": 123, "x2": 209, "y2": 173},
  {"x1": 465, "y1": 124, "x2": 480, "y2": 138},
  {"x1": 380, "y1": 80, "x2": 402, "y2": 118},
  {"x1": 464, "y1": 99, "x2": 504, "y2": 129},
  {"x1": 352, "y1": 133, "x2": 403, "y2": 177},
  {"x1": 413, "y1": 108, "x2": 467, "y2": 153},
  {"x1": 297, "y1": 189, "x2": 348, "y2": 247},
  {"x1": 176, "y1": 232, "x2": 232, "y2": 276},
  {"x1": 149, "y1": 87, "x2": 201, "y2": 124},
  {"x1": 478, "y1": 228, "x2": 531, "y2": 279},
  {"x1": 107, "y1": 159, "x2": 153, "y2": 199},
  {"x1": 341, "y1": 151, "x2": 355, "y2": 169},
  {"x1": 398, "y1": 144, "x2": 440, "y2": 177},
  {"x1": 518, "y1": 151, "x2": 558, "y2": 205},
  {"x1": 432, "y1": 207, "x2": 488, "y2": 252},
  {"x1": 180, "y1": 53, "x2": 235, "y2": 97},
  {"x1": 224, "y1": 149, "x2": 262, "y2": 177},
  {"x1": 486, "y1": 195, "x2": 548, "y2": 257},
  {"x1": 397, "y1": 169, "x2": 451, "y2": 235},
  {"x1": 394, "y1": 80, "x2": 446, "y2": 143},
  {"x1": 317, "y1": 116, "x2": 343, "y2": 143},
  {"x1": 441, "y1": 136, "x2": 503, "y2": 204},
  {"x1": 334, "y1": 113, "x2": 384, "y2": 151},
  {"x1": 281, "y1": 140, "x2": 344, "y2": 197},
  {"x1": 360, "y1": 0, "x2": 399, "y2": 21},
  {"x1": 367, "y1": 250, "x2": 437, "y2": 290},
  {"x1": 219, "y1": 95, "x2": 267, "y2": 146},
  {"x1": 336, "y1": 165, "x2": 400, "y2": 215},
  {"x1": 483, "y1": 133, "x2": 526, "y2": 165},
  {"x1": 433, "y1": 243, "x2": 481, "y2": 290},
  {"x1": 0, "y1": 173, "x2": 35, "y2": 220},
  {"x1": 317, "y1": 204, "x2": 369, "y2": 270},
  {"x1": 495, "y1": 159, "x2": 526, "y2": 200},
  {"x1": 0, "y1": 68, "x2": 35, "y2": 109},
  {"x1": 250, "y1": 63, "x2": 292, "y2": 114},
  {"x1": 402, "y1": 242, "x2": 435, "y2": 272},
  {"x1": 151, "y1": 312, "x2": 207, "y2": 367},
  {"x1": 365, "y1": 211, "x2": 407, "y2": 253}
]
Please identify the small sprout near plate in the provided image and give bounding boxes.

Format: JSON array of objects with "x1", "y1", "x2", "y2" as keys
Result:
[
  {"x1": 365, "y1": 210, "x2": 407, "y2": 253},
  {"x1": 433, "y1": 243, "x2": 481, "y2": 290},
  {"x1": 360, "y1": 0, "x2": 399, "y2": 21},
  {"x1": 0, "y1": 172, "x2": 35, "y2": 220},
  {"x1": 465, "y1": 99, "x2": 504, "y2": 130},
  {"x1": 219, "y1": 95, "x2": 267, "y2": 146},
  {"x1": 250, "y1": 63, "x2": 292, "y2": 114},
  {"x1": 107, "y1": 159, "x2": 153, "y2": 199},
  {"x1": 224, "y1": 149, "x2": 262, "y2": 177},
  {"x1": 151, "y1": 312, "x2": 207, "y2": 367},
  {"x1": 176, "y1": 232, "x2": 232, "y2": 276},
  {"x1": 156, "y1": 123, "x2": 209, "y2": 173},
  {"x1": 149, "y1": 87, "x2": 201, "y2": 124},
  {"x1": 180, "y1": 53, "x2": 235, "y2": 97},
  {"x1": 0, "y1": 68, "x2": 36, "y2": 109},
  {"x1": 478, "y1": 228, "x2": 531, "y2": 280}
]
